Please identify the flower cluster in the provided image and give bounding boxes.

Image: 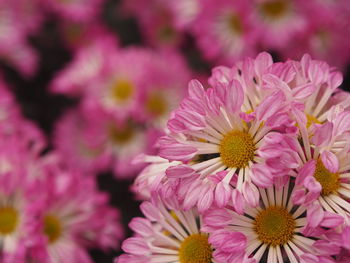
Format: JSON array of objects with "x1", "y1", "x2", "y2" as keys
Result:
[
  {"x1": 119, "y1": 52, "x2": 350, "y2": 262},
  {"x1": 0, "y1": 76, "x2": 123, "y2": 263},
  {"x1": 51, "y1": 46, "x2": 191, "y2": 178},
  {"x1": 123, "y1": 0, "x2": 350, "y2": 69}
]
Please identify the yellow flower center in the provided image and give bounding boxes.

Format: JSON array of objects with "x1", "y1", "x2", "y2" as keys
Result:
[
  {"x1": 109, "y1": 124, "x2": 134, "y2": 145},
  {"x1": 306, "y1": 114, "x2": 321, "y2": 128},
  {"x1": 314, "y1": 159, "x2": 340, "y2": 196},
  {"x1": 260, "y1": 0, "x2": 288, "y2": 19},
  {"x1": 227, "y1": 14, "x2": 244, "y2": 35},
  {"x1": 111, "y1": 79, "x2": 134, "y2": 102},
  {"x1": 254, "y1": 206, "x2": 295, "y2": 247},
  {"x1": 145, "y1": 92, "x2": 167, "y2": 117},
  {"x1": 44, "y1": 215, "x2": 62, "y2": 244},
  {"x1": 0, "y1": 207, "x2": 18, "y2": 235},
  {"x1": 219, "y1": 130, "x2": 255, "y2": 168},
  {"x1": 179, "y1": 234, "x2": 212, "y2": 263}
]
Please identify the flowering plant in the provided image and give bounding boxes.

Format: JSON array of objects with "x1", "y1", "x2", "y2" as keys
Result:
[{"x1": 118, "y1": 52, "x2": 350, "y2": 262}]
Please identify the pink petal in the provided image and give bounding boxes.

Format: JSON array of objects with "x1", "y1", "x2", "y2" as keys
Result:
[
  {"x1": 321, "y1": 151, "x2": 339, "y2": 173},
  {"x1": 296, "y1": 160, "x2": 316, "y2": 186},
  {"x1": 188, "y1": 79, "x2": 205, "y2": 100},
  {"x1": 198, "y1": 184, "x2": 214, "y2": 212},
  {"x1": 232, "y1": 189, "x2": 245, "y2": 214},
  {"x1": 221, "y1": 232, "x2": 247, "y2": 253},
  {"x1": 159, "y1": 143, "x2": 197, "y2": 161},
  {"x1": 122, "y1": 237, "x2": 149, "y2": 255},
  {"x1": 166, "y1": 165, "x2": 195, "y2": 179},
  {"x1": 129, "y1": 217, "x2": 153, "y2": 237},
  {"x1": 312, "y1": 122, "x2": 333, "y2": 147},
  {"x1": 307, "y1": 203, "x2": 324, "y2": 228},
  {"x1": 303, "y1": 176, "x2": 322, "y2": 193},
  {"x1": 256, "y1": 90, "x2": 285, "y2": 121},
  {"x1": 321, "y1": 212, "x2": 344, "y2": 228},
  {"x1": 215, "y1": 181, "x2": 232, "y2": 207},
  {"x1": 242, "y1": 182, "x2": 259, "y2": 207},
  {"x1": 300, "y1": 253, "x2": 319, "y2": 263},
  {"x1": 250, "y1": 164, "x2": 273, "y2": 188},
  {"x1": 226, "y1": 80, "x2": 244, "y2": 113},
  {"x1": 313, "y1": 240, "x2": 340, "y2": 256},
  {"x1": 140, "y1": 202, "x2": 159, "y2": 221}
]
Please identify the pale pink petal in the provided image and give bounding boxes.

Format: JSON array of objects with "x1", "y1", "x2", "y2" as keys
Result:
[
  {"x1": 242, "y1": 182, "x2": 259, "y2": 207},
  {"x1": 166, "y1": 165, "x2": 195, "y2": 179},
  {"x1": 232, "y1": 189, "x2": 245, "y2": 215},
  {"x1": 312, "y1": 122, "x2": 333, "y2": 147},
  {"x1": 321, "y1": 151, "x2": 339, "y2": 173},
  {"x1": 129, "y1": 218, "x2": 153, "y2": 237},
  {"x1": 307, "y1": 203, "x2": 324, "y2": 228},
  {"x1": 215, "y1": 181, "x2": 232, "y2": 207},
  {"x1": 321, "y1": 212, "x2": 344, "y2": 228},
  {"x1": 122, "y1": 237, "x2": 149, "y2": 255}
]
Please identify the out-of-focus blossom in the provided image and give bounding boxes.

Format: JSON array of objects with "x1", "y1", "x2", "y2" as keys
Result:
[
  {"x1": 52, "y1": 47, "x2": 191, "y2": 178},
  {"x1": 191, "y1": 0, "x2": 256, "y2": 64},
  {"x1": 122, "y1": 0, "x2": 199, "y2": 49},
  {"x1": 0, "y1": 0, "x2": 42, "y2": 76},
  {"x1": 117, "y1": 197, "x2": 215, "y2": 263},
  {"x1": 284, "y1": 0, "x2": 350, "y2": 70},
  {"x1": 31, "y1": 161, "x2": 123, "y2": 263}
]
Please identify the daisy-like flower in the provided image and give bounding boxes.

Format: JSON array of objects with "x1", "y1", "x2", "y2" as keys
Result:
[
  {"x1": 32, "y1": 164, "x2": 123, "y2": 263},
  {"x1": 0, "y1": 137, "x2": 42, "y2": 263},
  {"x1": 203, "y1": 179, "x2": 342, "y2": 262},
  {"x1": 117, "y1": 197, "x2": 216, "y2": 263},
  {"x1": 190, "y1": 0, "x2": 256, "y2": 64},
  {"x1": 250, "y1": 0, "x2": 306, "y2": 50},
  {"x1": 159, "y1": 56, "x2": 295, "y2": 211},
  {"x1": 287, "y1": 109, "x2": 350, "y2": 224},
  {"x1": 50, "y1": 34, "x2": 119, "y2": 96},
  {"x1": 283, "y1": 0, "x2": 350, "y2": 70},
  {"x1": 121, "y1": 0, "x2": 186, "y2": 49}
]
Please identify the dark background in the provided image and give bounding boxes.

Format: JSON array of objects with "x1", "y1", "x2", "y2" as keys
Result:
[{"x1": 0, "y1": 0, "x2": 349, "y2": 262}]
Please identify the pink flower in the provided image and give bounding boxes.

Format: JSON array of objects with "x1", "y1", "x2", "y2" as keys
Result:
[
  {"x1": 203, "y1": 180, "x2": 341, "y2": 262},
  {"x1": 30, "y1": 162, "x2": 123, "y2": 263},
  {"x1": 117, "y1": 196, "x2": 215, "y2": 263},
  {"x1": 190, "y1": 0, "x2": 257, "y2": 64},
  {"x1": 157, "y1": 53, "x2": 297, "y2": 211}
]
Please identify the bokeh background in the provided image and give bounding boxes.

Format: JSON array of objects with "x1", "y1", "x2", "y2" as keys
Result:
[{"x1": 0, "y1": 0, "x2": 350, "y2": 262}]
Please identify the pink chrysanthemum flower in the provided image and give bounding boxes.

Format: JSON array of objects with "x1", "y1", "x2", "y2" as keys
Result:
[
  {"x1": 54, "y1": 105, "x2": 161, "y2": 178},
  {"x1": 191, "y1": 0, "x2": 256, "y2": 64},
  {"x1": 117, "y1": 197, "x2": 216, "y2": 263},
  {"x1": 283, "y1": 0, "x2": 350, "y2": 70},
  {"x1": 158, "y1": 53, "x2": 296, "y2": 211},
  {"x1": 288, "y1": 109, "x2": 350, "y2": 224},
  {"x1": 203, "y1": 179, "x2": 342, "y2": 262},
  {"x1": 122, "y1": 0, "x2": 195, "y2": 48},
  {"x1": 250, "y1": 0, "x2": 306, "y2": 50},
  {"x1": 0, "y1": 139, "x2": 42, "y2": 263},
  {"x1": 50, "y1": 35, "x2": 119, "y2": 96},
  {"x1": 32, "y1": 165, "x2": 123, "y2": 263}
]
